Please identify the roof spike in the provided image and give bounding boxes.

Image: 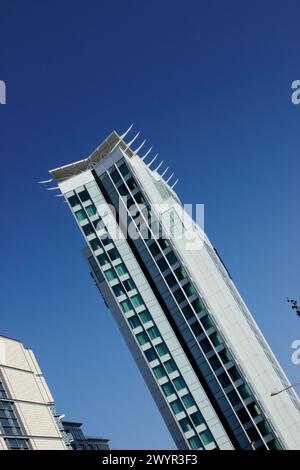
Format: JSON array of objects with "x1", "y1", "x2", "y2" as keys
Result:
[
  {"x1": 171, "y1": 178, "x2": 179, "y2": 189},
  {"x1": 132, "y1": 139, "x2": 146, "y2": 157},
  {"x1": 161, "y1": 166, "x2": 169, "y2": 178},
  {"x1": 38, "y1": 178, "x2": 53, "y2": 184},
  {"x1": 47, "y1": 186, "x2": 60, "y2": 191},
  {"x1": 120, "y1": 123, "x2": 134, "y2": 140},
  {"x1": 166, "y1": 172, "x2": 174, "y2": 184},
  {"x1": 147, "y1": 153, "x2": 158, "y2": 168},
  {"x1": 110, "y1": 123, "x2": 135, "y2": 153},
  {"x1": 141, "y1": 146, "x2": 152, "y2": 161},
  {"x1": 56, "y1": 193, "x2": 64, "y2": 197},
  {"x1": 154, "y1": 160, "x2": 164, "y2": 172},
  {"x1": 124, "y1": 131, "x2": 140, "y2": 151}
]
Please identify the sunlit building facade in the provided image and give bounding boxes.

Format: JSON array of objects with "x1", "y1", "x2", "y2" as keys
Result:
[{"x1": 48, "y1": 128, "x2": 300, "y2": 450}]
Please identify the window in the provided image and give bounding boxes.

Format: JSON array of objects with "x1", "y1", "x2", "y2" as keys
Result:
[
  {"x1": 148, "y1": 242, "x2": 160, "y2": 257},
  {"x1": 118, "y1": 162, "x2": 129, "y2": 177},
  {"x1": 199, "y1": 429, "x2": 214, "y2": 446},
  {"x1": 107, "y1": 248, "x2": 120, "y2": 261},
  {"x1": 182, "y1": 305, "x2": 194, "y2": 321},
  {"x1": 86, "y1": 204, "x2": 97, "y2": 217},
  {"x1": 190, "y1": 322, "x2": 204, "y2": 337},
  {"x1": 101, "y1": 235, "x2": 111, "y2": 246},
  {"x1": 153, "y1": 365, "x2": 166, "y2": 380},
  {"x1": 246, "y1": 426, "x2": 260, "y2": 443},
  {"x1": 208, "y1": 355, "x2": 222, "y2": 371},
  {"x1": 200, "y1": 314, "x2": 213, "y2": 330},
  {"x1": 120, "y1": 299, "x2": 133, "y2": 313},
  {"x1": 170, "y1": 399, "x2": 184, "y2": 415},
  {"x1": 188, "y1": 435, "x2": 202, "y2": 450},
  {"x1": 156, "y1": 343, "x2": 169, "y2": 357},
  {"x1": 164, "y1": 359, "x2": 177, "y2": 374},
  {"x1": 268, "y1": 439, "x2": 283, "y2": 450},
  {"x1": 110, "y1": 169, "x2": 121, "y2": 183},
  {"x1": 210, "y1": 331, "x2": 222, "y2": 347},
  {"x1": 190, "y1": 411, "x2": 204, "y2": 427},
  {"x1": 158, "y1": 238, "x2": 169, "y2": 250},
  {"x1": 75, "y1": 209, "x2": 87, "y2": 222},
  {"x1": 131, "y1": 294, "x2": 144, "y2": 308},
  {"x1": 126, "y1": 177, "x2": 136, "y2": 191},
  {"x1": 147, "y1": 326, "x2": 160, "y2": 340},
  {"x1": 0, "y1": 380, "x2": 8, "y2": 399},
  {"x1": 247, "y1": 402, "x2": 261, "y2": 418},
  {"x1": 217, "y1": 372, "x2": 231, "y2": 388},
  {"x1": 236, "y1": 407, "x2": 251, "y2": 425},
  {"x1": 183, "y1": 282, "x2": 196, "y2": 297},
  {"x1": 90, "y1": 238, "x2": 102, "y2": 251},
  {"x1": 162, "y1": 382, "x2": 176, "y2": 397},
  {"x1": 78, "y1": 189, "x2": 90, "y2": 202},
  {"x1": 145, "y1": 348, "x2": 158, "y2": 363},
  {"x1": 104, "y1": 268, "x2": 117, "y2": 282},
  {"x1": 227, "y1": 390, "x2": 241, "y2": 407},
  {"x1": 128, "y1": 315, "x2": 141, "y2": 329},
  {"x1": 82, "y1": 223, "x2": 94, "y2": 236},
  {"x1": 94, "y1": 219, "x2": 106, "y2": 231},
  {"x1": 123, "y1": 278, "x2": 136, "y2": 292},
  {"x1": 173, "y1": 289, "x2": 185, "y2": 304},
  {"x1": 237, "y1": 383, "x2": 251, "y2": 400},
  {"x1": 172, "y1": 376, "x2": 186, "y2": 391},
  {"x1": 174, "y1": 266, "x2": 187, "y2": 281},
  {"x1": 135, "y1": 192, "x2": 145, "y2": 204},
  {"x1": 199, "y1": 338, "x2": 213, "y2": 354},
  {"x1": 257, "y1": 420, "x2": 272, "y2": 437},
  {"x1": 228, "y1": 366, "x2": 241, "y2": 382},
  {"x1": 68, "y1": 194, "x2": 80, "y2": 207},
  {"x1": 182, "y1": 394, "x2": 196, "y2": 409},
  {"x1": 166, "y1": 251, "x2": 178, "y2": 265},
  {"x1": 119, "y1": 184, "x2": 128, "y2": 196},
  {"x1": 115, "y1": 263, "x2": 128, "y2": 276},
  {"x1": 0, "y1": 402, "x2": 22, "y2": 436},
  {"x1": 139, "y1": 309, "x2": 152, "y2": 324},
  {"x1": 97, "y1": 253, "x2": 109, "y2": 266},
  {"x1": 219, "y1": 349, "x2": 232, "y2": 364},
  {"x1": 157, "y1": 257, "x2": 169, "y2": 272},
  {"x1": 112, "y1": 284, "x2": 125, "y2": 297},
  {"x1": 136, "y1": 332, "x2": 149, "y2": 346},
  {"x1": 178, "y1": 417, "x2": 193, "y2": 433},
  {"x1": 5, "y1": 439, "x2": 29, "y2": 450},
  {"x1": 165, "y1": 273, "x2": 177, "y2": 288},
  {"x1": 192, "y1": 298, "x2": 204, "y2": 314}
]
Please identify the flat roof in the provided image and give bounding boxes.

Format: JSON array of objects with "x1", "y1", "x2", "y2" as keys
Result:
[{"x1": 49, "y1": 130, "x2": 133, "y2": 182}]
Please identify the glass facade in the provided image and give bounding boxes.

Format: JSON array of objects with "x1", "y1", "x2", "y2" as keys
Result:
[{"x1": 63, "y1": 152, "x2": 286, "y2": 451}]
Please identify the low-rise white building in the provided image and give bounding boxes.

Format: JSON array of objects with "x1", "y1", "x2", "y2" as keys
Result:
[{"x1": 0, "y1": 335, "x2": 67, "y2": 450}]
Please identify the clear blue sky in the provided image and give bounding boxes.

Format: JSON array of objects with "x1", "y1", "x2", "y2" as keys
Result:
[{"x1": 0, "y1": 0, "x2": 299, "y2": 449}]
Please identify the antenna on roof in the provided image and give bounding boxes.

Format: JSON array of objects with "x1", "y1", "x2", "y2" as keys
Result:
[
  {"x1": 147, "y1": 153, "x2": 158, "y2": 168},
  {"x1": 171, "y1": 179, "x2": 179, "y2": 189},
  {"x1": 141, "y1": 147, "x2": 152, "y2": 161}
]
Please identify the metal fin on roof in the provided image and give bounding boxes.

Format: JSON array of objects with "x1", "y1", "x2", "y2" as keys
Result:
[
  {"x1": 166, "y1": 172, "x2": 174, "y2": 184},
  {"x1": 110, "y1": 123, "x2": 134, "y2": 153},
  {"x1": 161, "y1": 166, "x2": 169, "y2": 178},
  {"x1": 38, "y1": 178, "x2": 53, "y2": 184},
  {"x1": 171, "y1": 178, "x2": 179, "y2": 189},
  {"x1": 147, "y1": 153, "x2": 158, "y2": 168},
  {"x1": 154, "y1": 160, "x2": 164, "y2": 172},
  {"x1": 132, "y1": 139, "x2": 146, "y2": 157},
  {"x1": 141, "y1": 147, "x2": 152, "y2": 161},
  {"x1": 47, "y1": 186, "x2": 60, "y2": 190}
]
